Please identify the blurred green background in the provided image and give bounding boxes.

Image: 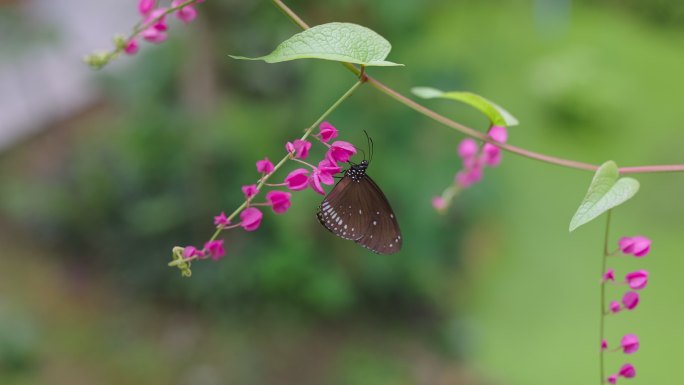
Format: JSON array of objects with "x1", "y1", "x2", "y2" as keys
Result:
[{"x1": 2, "y1": 0, "x2": 684, "y2": 384}]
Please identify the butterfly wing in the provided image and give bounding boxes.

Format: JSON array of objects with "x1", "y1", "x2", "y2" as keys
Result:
[
  {"x1": 316, "y1": 173, "x2": 402, "y2": 254},
  {"x1": 316, "y1": 177, "x2": 368, "y2": 241},
  {"x1": 353, "y1": 174, "x2": 402, "y2": 254}
]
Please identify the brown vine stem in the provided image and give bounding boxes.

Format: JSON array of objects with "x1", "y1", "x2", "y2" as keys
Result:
[{"x1": 270, "y1": 0, "x2": 684, "y2": 175}]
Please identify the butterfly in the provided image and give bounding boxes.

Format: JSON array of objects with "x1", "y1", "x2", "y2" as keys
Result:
[{"x1": 316, "y1": 159, "x2": 402, "y2": 254}]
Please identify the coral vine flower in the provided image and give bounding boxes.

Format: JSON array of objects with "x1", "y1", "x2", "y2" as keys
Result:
[
  {"x1": 432, "y1": 196, "x2": 446, "y2": 211},
  {"x1": 625, "y1": 270, "x2": 649, "y2": 290},
  {"x1": 607, "y1": 374, "x2": 618, "y2": 384},
  {"x1": 214, "y1": 212, "x2": 230, "y2": 227},
  {"x1": 256, "y1": 157, "x2": 274, "y2": 174},
  {"x1": 482, "y1": 143, "x2": 502, "y2": 167},
  {"x1": 183, "y1": 246, "x2": 202, "y2": 258},
  {"x1": 317, "y1": 121, "x2": 339, "y2": 143},
  {"x1": 601, "y1": 339, "x2": 608, "y2": 351},
  {"x1": 309, "y1": 167, "x2": 335, "y2": 195},
  {"x1": 284, "y1": 168, "x2": 310, "y2": 191},
  {"x1": 142, "y1": 27, "x2": 167, "y2": 43},
  {"x1": 240, "y1": 207, "x2": 263, "y2": 231},
  {"x1": 292, "y1": 139, "x2": 312, "y2": 159},
  {"x1": 266, "y1": 191, "x2": 292, "y2": 214},
  {"x1": 621, "y1": 334, "x2": 639, "y2": 354},
  {"x1": 622, "y1": 291, "x2": 639, "y2": 310},
  {"x1": 317, "y1": 159, "x2": 341, "y2": 176},
  {"x1": 619, "y1": 364, "x2": 636, "y2": 378},
  {"x1": 204, "y1": 240, "x2": 225, "y2": 261},
  {"x1": 172, "y1": 0, "x2": 197, "y2": 23},
  {"x1": 488, "y1": 125, "x2": 508, "y2": 142},
  {"x1": 609, "y1": 301, "x2": 621, "y2": 313},
  {"x1": 328, "y1": 141, "x2": 357, "y2": 163},
  {"x1": 242, "y1": 184, "x2": 258, "y2": 199},
  {"x1": 457, "y1": 138, "x2": 478, "y2": 159},
  {"x1": 146, "y1": 8, "x2": 169, "y2": 31},
  {"x1": 138, "y1": 0, "x2": 155, "y2": 15},
  {"x1": 618, "y1": 236, "x2": 652, "y2": 257},
  {"x1": 603, "y1": 268, "x2": 615, "y2": 282},
  {"x1": 124, "y1": 39, "x2": 139, "y2": 55}
]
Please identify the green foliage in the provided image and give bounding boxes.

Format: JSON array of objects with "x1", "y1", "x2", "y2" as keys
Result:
[
  {"x1": 412, "y1": 87, "x2": 518, "y2": 126},
  {"x1": 230, "y1": 22, "x2": 403, "y2": 66},
  {"x1": 569, "y1": 161, "x2": 640, "y2": 231}
]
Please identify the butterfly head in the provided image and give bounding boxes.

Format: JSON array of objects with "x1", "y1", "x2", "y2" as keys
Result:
[{"x1": 346, "y1": 160, "x2": 369, "y2": 182}]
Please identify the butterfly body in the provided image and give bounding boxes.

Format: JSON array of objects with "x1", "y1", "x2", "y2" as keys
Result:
[{"x1": 316, "y1": 160, "x2": 402, "y2": 254}]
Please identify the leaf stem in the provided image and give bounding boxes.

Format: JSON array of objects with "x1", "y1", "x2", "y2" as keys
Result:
[{"x1": 269, "y1": 0, "x2": 684, "y2": 175}]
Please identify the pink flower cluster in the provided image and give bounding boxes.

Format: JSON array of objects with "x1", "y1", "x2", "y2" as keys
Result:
[
  {"x1": 602, "y1": 235, "x2": 652, "y2": 383},
  {"x1": 280, "y1": 122, "x2": 355, "y2": 195},
  {"x1": 178, "y1": 122, "x2": 355, "y2": 263},
  {"x1": 432, "y1": 126, "x2": 508, "y2": 212},
  {"x1": 126, "y1": 0, "x2": 204, "y2": 55}
]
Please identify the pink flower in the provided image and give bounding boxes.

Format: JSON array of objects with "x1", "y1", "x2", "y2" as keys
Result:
[
  {"x1": 284, "y1": 168, "x2": 310, "y2": 191},
  {"x1": 609, "y1": 301, "x2": 621, "y2": 313},
  {"x1": 488, "y1": 125, "x2": 508, "y2": 143},
  {"x1": 124, "y1": 39, "x2": 139, "y2": 55},
  {"x1": 457, "y1": 138, "x2": 478, "y2": 159},
  {"x1": 621, "y1": 334, "x2": 639, "y2": 354},
  {"x1": 266, "y1": 191, "x2": 292, "y2": 214},
  {"x1": 482, "y1": 143, "x2": 502, "y2": 167},
  {"x1": 622, "y1": 291, "x2": 639, "y2": 310},
  {"x1": 256, "y1": 157, "x2": 274, "y2": 174},
  {"x1": 240, "y1": 207, "x2": 263, "y2": 232},
  {"x1": 142, "y1": 27, "x2": 168, "y2": 44},
  {"x1": 625, "y1": 270, "x2": 649, "y2": 290},
  {"x1": 291, "y1": 139, "x2": 312, "y2": 159},
  {"x1": 309, "y1": 167, "x2": 335, "y2": 195},
  {"x1": 618, "y1": 236, "x2": 652, "y2": 257},
  {"x1": 432, "y1": 196, "x2": 446, "y2": 211},
  {"x1": 619, "y1": 364, "x2": 636, "y2": 378},
  {"x1": 172, "y1": 0, "x2": 197, "y2": 23},
  {"x1": 601, "y1": 339, "x2": 608, "y2": 351},
  {"x1": 328, "y1": 141, "x2": 357, "y2": 163},
  {"x1": 242, "y1": 184, "x2": 259, "y2": 199},
  {"x1": 603, "y1": 268, "x2": 615, "y2": 282},
  {"x1": 607, "y1": 374, "x2": 618, "y2": 384},
  {"x1": 455, "y1": 167, "x2": 483, "y2": 188},
  {"x1": 138, "y1": 0, "x2": 155, "y2": 15},
  {"x1": 214, "y1": 212, "x2": 230, "y2": 227},
  {"x1": 317, "y1": 159, "x2": 341, "y2": 176},
  {"x1": 183, "y1": 246, "x2": 202, "y2": 258},
  {"x1": 317, "y1": 121, "x2": 339, "y2": 143},
  {"x1": 146, "y1": 8, "x2": 168, "y2": 31},
  {"x1": 203, "y1": 240, "x2": 225, "y2": 261}
]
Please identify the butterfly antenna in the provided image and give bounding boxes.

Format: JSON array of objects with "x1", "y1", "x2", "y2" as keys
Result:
[{"x1": 363, "y1": 130, "x2": 374, "y2": 163}]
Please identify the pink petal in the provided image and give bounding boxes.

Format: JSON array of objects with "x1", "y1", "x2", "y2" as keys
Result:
[
  {"x1": 619, "y1": 364, "x2": 636, "y2": 378},
  {"x1": 603, "y1": 268, "x2": 615, "y2": 282},
  {"x1": 625, "y1": 270, "x2": 649, "y2": 290},
  {"x1": 266, "y1": 190, "x2": 292, "y2": 214},
  {"x1": 124, "y1": 39, "x2": 139, "y2": 55},
  {"x1": 607, "y1": 374, "x2": 618, "y2": 384},
  {"x1": 309, "y1": 173, "x2": 326, "y2": 195},
  {"x1": 621, "y1": 334, "x2": 639, "y2": 355},
  {"x1": 631, "y1": 236, "x2": 652, "y2": 257},
  {"x1": 317, "y1": 121, "x2": 339, "y2": 143},
  {"x1": 138, "y1": 0, "x2": 155, "y2": 15},
  {"x1": 213, "y1": 212, "x2": 230, "y2": 227},
  {"x1": 256, "y1": 157, "x2": 274, "y2": 174},
  {"x1": 284, "y1": 168, "x2": 310, "y2": 191},
  {"x1": 329, "y1": 141, "x2": 357, "y2": 163},
  {"x1": 622, "y1": 291, "x2": 639, "y2": 310},
  {"x1": 203, "y1": 240, "x2": 225, "y2": 261},
  {"x1": 609, "y1": 301, "x2": 621, "y2": 313},
  {"x1": 142, "y1": 27, "x2": 167, "y2": 44},
  {"x1": 457, "y1": 138, "x2": 478, "y2": 159},
  {"x1": 292, "y1": 139, "x2": 312, "y2": 160},
  {"x1": 483, "y1": 143, "x2": 502, "y2": 167},
  {"x1": 242, "y1": 184, "x2": 259, "y2": 199},
  {"x1": 601, "y1": 339, "x2": 609, "y2": 351},
  {"x1": 488, "y1": 125, "x2": 508, "y2": 143},
  {"x1": 432, "y1": 196, "x2": 446, "y2": 211},
  {"x1": 240, "y1": 207, "x2": 263, "y2": 232}
]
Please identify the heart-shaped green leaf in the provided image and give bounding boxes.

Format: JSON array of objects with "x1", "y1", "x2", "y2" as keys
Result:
[
  {"x1": 230, "y1": 22, "x2": 403, "y2": 67},
  {"x1": 411, "y1": 87, "x2": 519, "y2": 126},
  {"x1": 569, "y1": 161, "x2": 640, "y2": 232}
]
